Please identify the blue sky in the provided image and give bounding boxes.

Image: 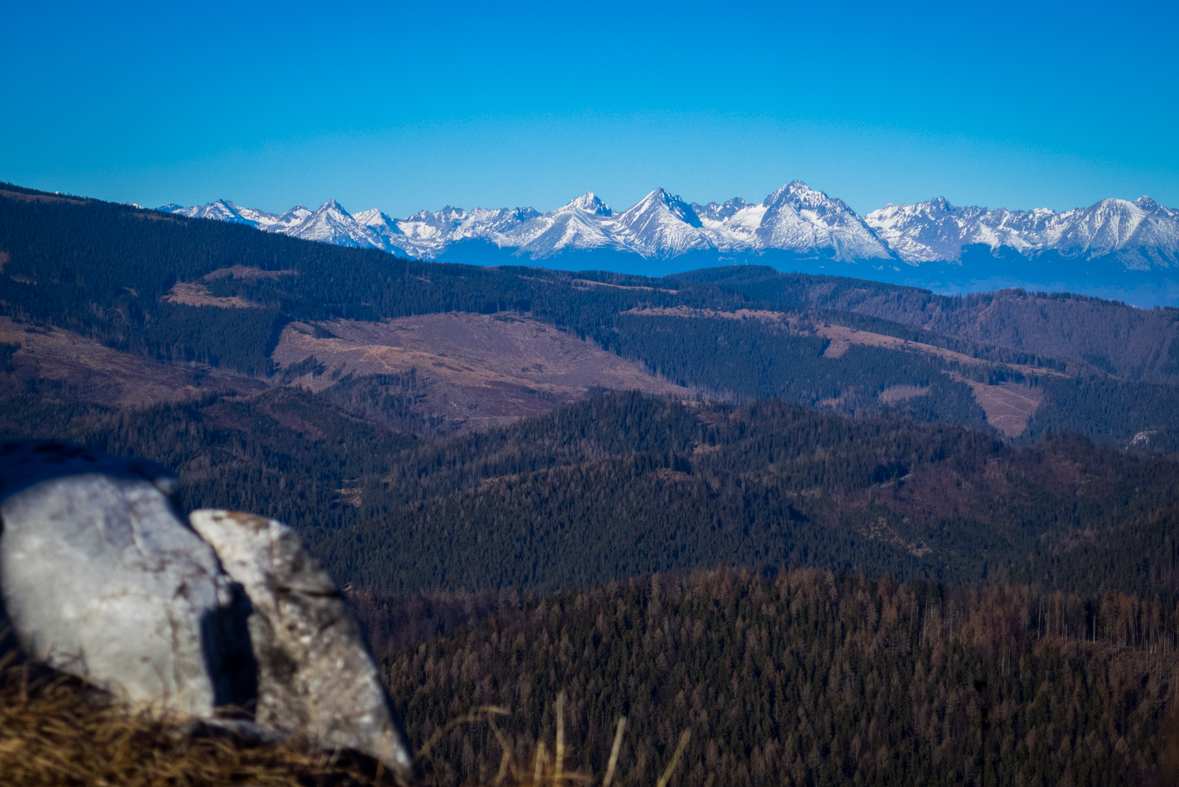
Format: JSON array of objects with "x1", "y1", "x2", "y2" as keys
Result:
[{"x1": 3, "y1": 0, "x2": 1176, "y2": 217}]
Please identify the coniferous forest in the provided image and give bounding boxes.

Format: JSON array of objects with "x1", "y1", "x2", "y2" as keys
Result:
[{"x1": 4, "y1": 183, "x2": 1179, "y2": 783}]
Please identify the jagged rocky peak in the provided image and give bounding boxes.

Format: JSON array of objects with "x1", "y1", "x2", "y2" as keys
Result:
[
  {"x1": 313, "y1": 198, "x2": 350, "y2": 216},
  {"x1": 410, "y1": 205, "x2": 467, "y2": 228},
  {"x1": 509, "y1": 206, "x2": 543, "y2": 222},
  {"x1": 352, "y1": 207, "x2": 396, "y2": 227},
  {"x1": 629, "y1": 188, "x2": 703, "y2": 228},
  {"x1": 566, "y1": 191, "x2": 612, "y2": 216},
  {"x1": 763, "y1": 180, "x2": 850, "y2": 214},
  {"x1": 693, "y1": 197, "x2": 751, "y2": 222},
  {"x1": 1131, "y1": 196, "x2": 1176, "y2": 217},
  {"x1": 463, "y1": 206, "x2": 540, "y2": 231}
]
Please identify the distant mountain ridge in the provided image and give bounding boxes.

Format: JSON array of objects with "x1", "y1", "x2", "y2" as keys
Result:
[
  {"x1": 865, "y1": 196, "x2": 1179, "y2": 269},
  {"x1": 158, "y1": 182, "x2": 900, "y2": 264},
  {"x1": 159, "y1": 185, "x2": 1179, "y2": 299}
]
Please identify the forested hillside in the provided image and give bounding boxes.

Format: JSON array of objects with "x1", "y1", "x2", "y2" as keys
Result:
[
  {"x1": 7, "y1": 387, "x2": 1179, "y2": 602},
  {"x1": 677, "y1": 265, "x2": 1179, "y2": 385},
  {"x1": 372, "y1": 568, "x2": 1179, "y2": 786}
]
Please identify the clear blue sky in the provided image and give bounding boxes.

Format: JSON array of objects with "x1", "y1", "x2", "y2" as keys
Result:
[{"x1": 3, "y1": 0, "x2": 1176, "y2": 217}]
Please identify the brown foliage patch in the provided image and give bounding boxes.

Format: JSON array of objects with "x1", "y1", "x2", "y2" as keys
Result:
[
  {"x1": 271, "y1": 314, "x2": 691, "y2": 433},
  {"x1": 163, "y1": 282, "x2": 262, "y2": 309},
  {"x1": 203, "y1": 265, "x2": 298, "y2": 282}
]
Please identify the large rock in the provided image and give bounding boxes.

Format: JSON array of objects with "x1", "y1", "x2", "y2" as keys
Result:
[
  {"x1": 189, "y1": 509, "x2": 416, "y2": 780},
  {"x1": 0, "y1": 441, "x2": 253, "y2": 716},
  {"x1": 0, "y1": 441, "x2": 417, "y2": 783}
]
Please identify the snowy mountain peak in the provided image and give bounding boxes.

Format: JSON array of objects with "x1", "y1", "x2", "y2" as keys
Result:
[
  {"x1": 754, "y1": 182, "x2": 893, "y2": 261},
  {"x1": 166, "y1": 198, "x2": 275, "y2": 228},
  {"x1": 353, "y1": 208, "x2": 392, "y2": 226},
  {"x1": 566, "y1": 192, "x2": 612, "y2": 216},
  {"x1": 763, "y1": 180, "x2": 808, "y2": 206},
  {"x1": 353, "y1": 209, "x2": 403, "y2": 240},
  {"x1": 763, "y1": 181, "x2": 851, "y2": 213},
  {"x1": 315, "y1": 199, "x2": 350, "y2": 216},
  {"x1": 610, "y1": 189, "x2": 709, "y2": 256},
  {"x1": 634, "y1": 189, "x2": 703, "y2": 228}
]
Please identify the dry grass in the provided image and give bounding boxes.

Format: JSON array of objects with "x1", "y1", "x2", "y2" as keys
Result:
[
  {"x1": 0, "y1": 648, "x2": 692, "y2": 787},
  {"x1": 202, "y1": 266, "x2": 297, "y2": 282},
  {"x1": 410, "y1": 695, "x2": 691, "y2": 787},
  {"x1": 0, "y1": 649, "x2": 401, "y2": 787}
]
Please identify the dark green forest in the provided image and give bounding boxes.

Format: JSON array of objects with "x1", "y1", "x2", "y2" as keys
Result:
[
  {"x1": 6, "y1": 388, "x2": 1179, "y2": 604},
  {"x1": 676, "y1": 265, "x2": 1179, "y2": 384}
]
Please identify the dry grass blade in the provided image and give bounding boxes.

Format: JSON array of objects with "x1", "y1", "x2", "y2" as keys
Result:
[
  {"x1": 601, "y1": 717, "x2": 626, "y2": 787},
  {"x1": 554, "y1": 692, "x2": 565, "y2": 786},
  {"x1": 486, "y1": 714, "x2": 522, "y2": 784},
  {"x1": 415, "y1": 705, "x2": 510, "y2": 759},
  {"x1": 534, "y1": 741, "x2": 547, "y2": 786},
  {"x1": 655, "y1": 730, "x2": 691, "y2": 787},
  {"x1": 495, "y1": 745, "x2": 513, "y2": 786}
]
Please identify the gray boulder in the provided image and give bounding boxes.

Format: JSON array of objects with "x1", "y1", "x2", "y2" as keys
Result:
[
  {"x1": 0, "y1": 441, "x2": 253, "y2": 716},
  {"x1": 189, "y1": 509, "x2": 416, "y2": 780},
  {"x1": 0, "y1": 441, "x2": 416, "y2": 782}
]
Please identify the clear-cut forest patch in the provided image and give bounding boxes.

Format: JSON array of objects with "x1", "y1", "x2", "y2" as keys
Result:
[
  {"x1": 272, "y1": 313, "x2": 691, "y2": 431},
  {"x1": 0, "y1": 316, "x2": 263, "y2": 408},
  {"x1": 163, "y1": 281, "x2": 264, "y2": 308}
]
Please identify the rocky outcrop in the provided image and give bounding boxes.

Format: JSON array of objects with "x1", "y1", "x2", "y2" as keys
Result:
[
  {"x1": 0, "y1": 441, "x2": 415, "y2": 783},
  {"x1": 0, "y1": 441, "x2": 250, "y2": 716},
  {"x1": 190, "y1": 509, "x2": 415, "y2": 775}
]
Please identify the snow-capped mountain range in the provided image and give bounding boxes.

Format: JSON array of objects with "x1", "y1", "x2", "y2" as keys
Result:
[
  {"x1": 159, "y1": 183, "x2": 1179, "y2": 270},
  {"x1": 865, "y1": 197, "x2": 1179, "y2": 270}
]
